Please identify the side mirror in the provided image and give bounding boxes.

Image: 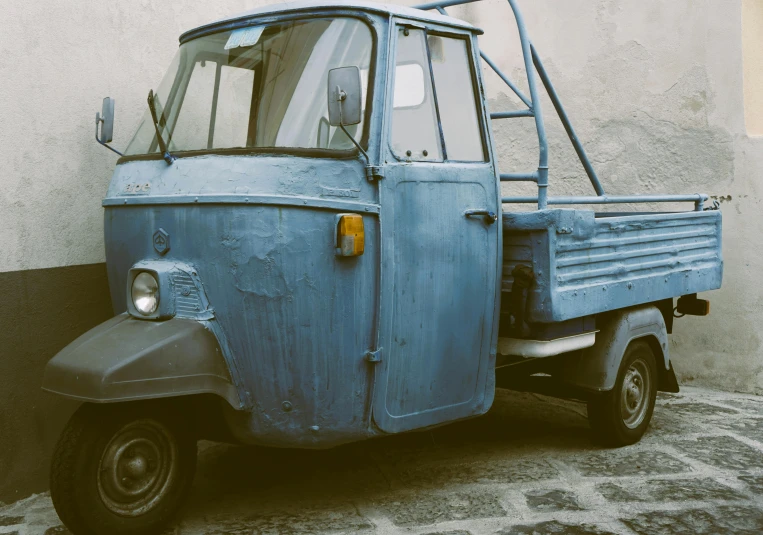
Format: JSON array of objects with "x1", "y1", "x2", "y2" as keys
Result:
[
  {"x1": 96, "y1": 97, "x2": 115, "y2": 143},
  {"x1": 94, "y1": 97, "x2": 123, "y2": 156},
  {"x1": 327, "y1": 66, "x2": 362, "y2": 126}
]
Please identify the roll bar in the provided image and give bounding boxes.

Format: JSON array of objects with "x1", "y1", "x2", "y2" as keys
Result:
[{"x1": 414, "y1": 0, "x2": 707, "y2": 212}]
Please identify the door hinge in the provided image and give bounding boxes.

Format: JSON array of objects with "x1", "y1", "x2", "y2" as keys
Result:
[
  {"x1": 365, "y1": 165, "x2": 384, "y2": 182},
  {"x1": 365, "y1": 348, "x2": 382, "y2": 363}
]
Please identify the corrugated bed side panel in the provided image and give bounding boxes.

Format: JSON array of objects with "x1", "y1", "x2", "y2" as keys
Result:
[{"x1": 555, "y1": 212, "x2": 722, "y2": 292}]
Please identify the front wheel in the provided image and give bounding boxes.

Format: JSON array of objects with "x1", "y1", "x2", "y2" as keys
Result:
[
  {"x1": 587, "y1": 340, "x2": 658, "y2": 447},
  {"x1": 50, "y1": 403, "x2": 197, "y2": 535}
]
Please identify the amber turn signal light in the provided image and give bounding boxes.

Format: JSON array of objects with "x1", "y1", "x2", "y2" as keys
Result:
[{"x1": 336, "y1": 214, "x2": 364, "y2": 257}]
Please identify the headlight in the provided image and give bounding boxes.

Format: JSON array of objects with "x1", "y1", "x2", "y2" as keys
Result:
[{"x1": 132, "y1": 272, "x2": 159, "y2": 315}]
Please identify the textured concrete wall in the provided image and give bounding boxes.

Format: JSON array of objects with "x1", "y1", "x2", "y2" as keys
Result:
[
  {"x1": 0, "y1": 0, "x2": 255, "y2": 273},
  {"x1": 743, "y1": 0, "x2": 763, "y2": 135}
]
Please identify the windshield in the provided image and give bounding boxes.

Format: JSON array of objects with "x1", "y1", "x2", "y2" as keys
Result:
[{"x1": 124, "y1": 18, "x2": 373, "y2": 157}]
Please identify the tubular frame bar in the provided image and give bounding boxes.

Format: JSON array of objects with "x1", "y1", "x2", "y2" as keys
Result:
[
  {"x1": 478, "y1": 52, "x2": 533, "y2": 109},
  {"x1": 505, "y1": 0, "x2": 549, "y2": 209},
  {"x1": 491, "y1": 110, "x2": 534, "y2": 119},
  {"x1": 500, "y1": 173, "x2": 538, "y2": 182},
  {"x1": 502, "y1": 195, "x2": 709, "y2": 211},
  {"x1": 530, "y1": 44, "x2": 605, "y2": 196}
]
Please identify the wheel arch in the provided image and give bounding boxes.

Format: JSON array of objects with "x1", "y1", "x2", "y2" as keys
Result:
[
  {"x1": 639, "y1": 333, "x2": 680, "y2": 393},
  {"x1": 559, "y1": 304, "x2": 676, "y2": 393}
]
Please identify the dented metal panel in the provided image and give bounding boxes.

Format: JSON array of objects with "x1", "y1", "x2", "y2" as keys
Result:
[{"x1": 502, "y1": 209, "x2": 723, "y2": 323}]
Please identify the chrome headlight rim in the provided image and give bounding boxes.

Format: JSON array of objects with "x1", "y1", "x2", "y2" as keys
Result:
[{"x1": 131, "y1": 271, "x2": 160, "y2": 316}]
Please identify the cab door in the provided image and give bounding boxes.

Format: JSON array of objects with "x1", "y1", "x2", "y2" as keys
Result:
[{"x1": 373, "y1": 23, "x2": 501, "y2": 433}]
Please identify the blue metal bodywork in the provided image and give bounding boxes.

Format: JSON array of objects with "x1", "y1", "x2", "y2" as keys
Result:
[
  {"x1": 44, "y1": 0, "x2": 723, "y2": 448},
  {"x1": 501, "y1": 210, "x2": 723, "y2": 323}
]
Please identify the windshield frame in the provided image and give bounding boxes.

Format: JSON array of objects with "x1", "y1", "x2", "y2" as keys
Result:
[{"x1": 118, "y1": 11, "x2": 379, "y2": 164}]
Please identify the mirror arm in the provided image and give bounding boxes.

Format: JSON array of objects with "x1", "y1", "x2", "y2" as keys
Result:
[
  {"x1": 338, "y1": 122, "x2": 383, "y2": 182},
  {"x1": 336, "y1": 91, "x2": 369, "y2": 162},
  {"x1": 338, "y1": 123, "x2": 369, "y2": 162},
  {"x1": 95, "y1": 113, "x2": 123, "y2": 157}
]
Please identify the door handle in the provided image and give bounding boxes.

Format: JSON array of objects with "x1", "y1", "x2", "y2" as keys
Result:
[{"x1": 464, "y1": 209, "x2": 498, "y2": 225}]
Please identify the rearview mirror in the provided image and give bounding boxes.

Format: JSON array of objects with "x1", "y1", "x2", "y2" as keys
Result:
[
  {"x1": 327, "y1": 66, "x2": 362, "y2": 126},
  {"x1": 96, "y1": 97, "x2": 115, "y2": 143}
]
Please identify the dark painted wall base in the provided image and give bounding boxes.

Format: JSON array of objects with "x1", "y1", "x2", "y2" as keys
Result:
[{"x1": 0, "y1": 263, "x2": 113, "y2": 503}]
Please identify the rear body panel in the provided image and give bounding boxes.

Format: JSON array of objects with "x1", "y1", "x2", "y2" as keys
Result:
[{"x1": 502, "y1": 209, "x2": 723, "y2": 323}]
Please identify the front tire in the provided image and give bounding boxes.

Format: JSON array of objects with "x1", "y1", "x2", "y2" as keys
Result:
[
  {"x1": 587, "y1": 339, "x2": 657, "y2": 447},
  {"x1": 50, "y1": 403, "x2": 197, "y2": 535}
]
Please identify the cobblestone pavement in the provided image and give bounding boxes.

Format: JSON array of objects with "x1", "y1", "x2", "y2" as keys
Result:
[{"x1": 2, "y1": 386, "x2": 763, "y2": 535}]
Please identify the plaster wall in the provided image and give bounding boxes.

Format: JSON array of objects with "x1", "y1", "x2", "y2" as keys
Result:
[
  {"x1": 743, "y1": 0, "x2": 763, "y2": 135},
  {"x1": 0, "y1": 0, "x2": 762, "y2": 502},
  {"x1": 0, "y1": 0, "x2": 255, "y2": 273}
]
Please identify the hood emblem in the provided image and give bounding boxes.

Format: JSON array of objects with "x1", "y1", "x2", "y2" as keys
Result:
[{"x1": 153, "y1": 228, "x2": 170, "y2": 255}]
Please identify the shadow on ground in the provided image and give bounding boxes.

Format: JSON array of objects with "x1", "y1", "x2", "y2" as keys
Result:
[{"x1": 190, "y1": 390, "x2": 591, "y2": 503}]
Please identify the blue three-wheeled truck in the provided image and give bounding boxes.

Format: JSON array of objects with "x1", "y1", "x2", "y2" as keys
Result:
[{"x1": 42, "y1": 0, "x2": 723, "y2": 533}]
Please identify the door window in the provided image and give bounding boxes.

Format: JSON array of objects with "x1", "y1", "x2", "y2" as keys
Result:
[
  {"x1": 390, "y1": 28, "x2": 443, "y2": 161},
  {"x1": 390, "y1": 27, "x2": 486, "y2": 162},
  {"x1": 428, "y1": 35, "x2": 485, "y2": 161}
]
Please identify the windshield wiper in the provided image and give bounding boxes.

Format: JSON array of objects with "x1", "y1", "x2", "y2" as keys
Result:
[{"x1": 147, "y1": 90, "x2": 176, "y2": 165}]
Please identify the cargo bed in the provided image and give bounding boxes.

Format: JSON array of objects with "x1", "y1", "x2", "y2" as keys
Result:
[{"x1": 501, "y1": 209, "x2": 723, "y2": 324}]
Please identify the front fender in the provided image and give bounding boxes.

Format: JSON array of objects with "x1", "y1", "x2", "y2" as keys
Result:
[{"x1": 42, "y1": 313, "x2": 241, "y2": 408}]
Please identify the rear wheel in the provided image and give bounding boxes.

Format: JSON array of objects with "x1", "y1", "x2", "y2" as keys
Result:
[
  {"x1": 587, "y1": 340, "x2": 657, "y2": 447},
  {"x1": 50, "y1": 403, "x2": 197, "y2": 535}
]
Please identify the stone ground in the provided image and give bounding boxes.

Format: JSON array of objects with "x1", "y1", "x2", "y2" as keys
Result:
[{"x1": 2, "y1": 386, "x2": 763, "y2": 535}]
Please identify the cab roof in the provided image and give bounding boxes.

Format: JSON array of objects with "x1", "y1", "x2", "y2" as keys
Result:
[{"x1": 180, "y1": 0, "x2": 481, "y2": 43}]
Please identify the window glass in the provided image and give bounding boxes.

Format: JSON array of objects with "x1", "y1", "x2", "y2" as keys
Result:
[
  {"x1": 394, "y1": 64, "x2": 426, "y2": 107},
  {"x1": 427, "y1": 35, "x2": 485, "y2": 161},
  {"x1": 390, "y1": 28, "x2": 442, "y2": 161},
  {"x1": 124, "y1": 18, "x2": 373, "y2": 156},
  {"x1": 213, "y1": 65, "x2": 254, "y2": 148},
  {"x1": 168, "y1": 61, "x2": 216, "y2": 151}
]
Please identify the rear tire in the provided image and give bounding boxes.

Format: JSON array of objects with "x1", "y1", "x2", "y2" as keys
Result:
[
  {"x1": 50, "y1": 403, "x2": 197, "y2": 535},
  {"x1": 587, "y1": 339, "x2": 657, "y2": 447}
]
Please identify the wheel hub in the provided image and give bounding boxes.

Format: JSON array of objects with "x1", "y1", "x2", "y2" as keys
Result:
[
  {"x1": 97, "y1": 419, "x2": 179, "y2": 516},
  {"x1": 620, "y1": 359, "x2": 652, "y2": 429},
  {"x1": 125, "y1": 453, "x2": 150, "y2": 478}
]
